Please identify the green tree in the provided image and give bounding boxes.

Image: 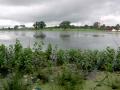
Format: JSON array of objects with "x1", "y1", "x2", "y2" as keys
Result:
[
  {"x1": 33, "y1": 21, "x2": 46, "y2": 30},
  {"x1": 59, "y1": 21, "x2": 71, "y2": 29},
  {"x1": 100, "y1": 24, "x2": 106, "y2": 30},
  {"x1": 84, "y1": 24, "x2": 89, "y2": 29},
  {"x1": 93, "y1": 22, "x2": 100, "y2": 29},
  {"x1": 14, "y1": 25, "x2": 19, "y2": 30},
  {"x1": 115, "y1": 24, "x2": 120, "y2": 30},
  {"x1": 20, "y1": 25, "x2": 26, "y2": 29}
]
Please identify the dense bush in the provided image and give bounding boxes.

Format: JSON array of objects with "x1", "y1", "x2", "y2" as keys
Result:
[
  {"x1": 2, "y1": 72, "x2": 29, "y2": 90},
  {"x1": 55, "y1": 65, "x2": 85, "y2": 90},
  {"x1": 0, "y1": 41, "x2": 120, "y2": 76},
  {"x1": 0, "y1": 40, "x2": 120, "y2": 89}
]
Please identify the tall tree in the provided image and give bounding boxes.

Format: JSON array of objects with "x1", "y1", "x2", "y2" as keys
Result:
[
  {"x1": 20, "y1": 25, "x2": 26, "y2": 28},
  {"x1": 100, "y1": 24, "x2": 106, "y2": 30},
  {"x1": 115, "y1": 24, "x2": 120, "y2": 30},
  {"x1": 84, "y1": 24, "x2": 89, "y2": 29},
  {"x1": 59, "y1": 21, "x2": 71, "y2": 29},
  {"x1": 33, "y1": 21, "x2": 46, "y2": 30},
  {"x1": 14, "y1": 25, "x2": 19, "y2": 30},
  {"x1": 93, "y1": 22, "x2": 100, "y2": 29}
]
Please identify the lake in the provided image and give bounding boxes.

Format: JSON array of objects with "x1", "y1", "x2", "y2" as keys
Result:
[{"x1": 0, "y1": 30, "x2": 120, "y2": 50}]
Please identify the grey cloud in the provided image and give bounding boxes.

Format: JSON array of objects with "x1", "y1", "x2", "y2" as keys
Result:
[
  {"x1": 0, "y1": 0, "x2": 55, "y2": 6},
  {"x1": 0, "y1": 0, "x2": 120, "y2": 25}
]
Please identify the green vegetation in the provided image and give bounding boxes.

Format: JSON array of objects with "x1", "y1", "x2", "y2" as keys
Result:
[
  {"x1": 2, "y1": 20, "x2": 120, "y2": 31},
  {"x1": 33, "y1": 21, "x2": 46, "y2": 30},
  {"x1": 0, "y1": 40, "x2": 120, "y2": 90},
  {"x1": 59, "y1": 21, "x2": 71, "y2": 29},
  {"x1": 2, "y1": 72, "x2": 29, "y2": 90}
]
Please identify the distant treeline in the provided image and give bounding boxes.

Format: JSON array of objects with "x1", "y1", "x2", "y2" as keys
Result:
[{"x1": 1, "y1": 21, "x2": 120, "y2": 30}]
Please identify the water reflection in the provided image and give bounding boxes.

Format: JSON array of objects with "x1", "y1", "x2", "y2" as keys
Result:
[
  {"x1": 92, "y1": 34, "x2": 104, "y2": 37},
  {"x1": 92, "y1": 35, "x2": 99, "y2": 37},
  {"x1": 60, "y1": 32, "x2": 70, "y2": 37},
  {"x1": 60, "y1": 33, "x2": 70, "y2": 38},
  {"x1": 0, "y1": 34, "x2": 12, "y2": 40},
  {"x1": 21, "y1": 33, "x2": 26, "y2": 36},
  {"x1": 14, "y1": 32, "x2": 18, "y2": 36},
  {"x1": 0, "y1": 30, "x2": 120, "y2": 50},
  {"x1": 34, "y1": 32, "x2": 46, "y2": 39}
]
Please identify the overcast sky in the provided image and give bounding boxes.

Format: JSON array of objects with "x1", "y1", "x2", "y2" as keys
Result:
[{"x1": 0, "y1": 0, "x2": 119, "y2": 27}]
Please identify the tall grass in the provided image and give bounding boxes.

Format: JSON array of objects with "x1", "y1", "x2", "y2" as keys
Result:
[
  {"x1": 0, "y1": 40, "x2": 120, "y2": 89},
  {"x1": 0, "y1": 41, "x2": 120, "y2": 74},
  {"x1": 55, "y1": 65, "x2": 85, "y2": 90},
  {"x1": 2, "y1": 72, "x2": 29, "y2": 90}
]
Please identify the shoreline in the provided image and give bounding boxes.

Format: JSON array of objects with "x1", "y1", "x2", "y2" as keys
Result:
[{"x1": 0, "y1": 28, "x2": 106, "y2": 32}]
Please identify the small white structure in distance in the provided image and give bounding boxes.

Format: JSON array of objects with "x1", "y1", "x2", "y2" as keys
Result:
[{"x1": 112, "y1": 29, "x2": 117, "y2": 32}]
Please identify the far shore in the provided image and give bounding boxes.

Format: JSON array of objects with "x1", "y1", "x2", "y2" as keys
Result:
[{"x1": 0, "y1": 28, "x2": 108, "y2": 32}]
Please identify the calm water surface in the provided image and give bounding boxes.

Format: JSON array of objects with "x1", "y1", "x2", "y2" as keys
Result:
[{"x1": 0, "y1": 30, "x2": 120, "y2": 50}]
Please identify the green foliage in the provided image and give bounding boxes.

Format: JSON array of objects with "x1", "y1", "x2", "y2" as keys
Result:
[
  {"x1": 0, "y1": 41, "x2": 120, "y2": 89},
  {"x1": 0, "y1": 41, "x2": 120, "y2": 76},
  {"x1": 104, "y1": 47, "x2": 115, "y2": 72},
  {"x1": 93, "y1": 22, "x2": 100, "y2": 29},
  {"x1": 115, "y1": 24, "x2": 120, "y2": 30},
  {"x1": 36, "y1": 68, "x2": 52, "y2": 84},
  {"x1": 46, "y1": 44, "x2": 52, "y2": 60},
  {"x1": 78, "y1": 50, "x2": 99, "y2": 71},
  {"x1": 0, "y1": 44, "x2": 11, "y2": 77},
  {"x1": 13, "y1": 40, "x2": 23, "y2": 68},
  {"x1": 59, "y1": 21, "x2": 71, "y2": 29},
  {"x1": 33, "y1": 41, "x2": 43, "y2": 52},
  {"x1": 67, "y1": 49, "x2": 82, "y2": 63},
  {"x1": 56, "y1": 50, "x2": 66, "y2": 65},
  {"x1": 95, "y1": 73, "x2": 120, "y2": 90},
  {"x1": 33, "y1": 21, "x2": 46, "y2": 30},
  {"x1": 0, "y1": 44, "x2": 6, "y2": 66},
  {"x1": 113, "y1": 47, "x2": 120, "y2": 71},
  {"x1": 14, "y1": 25, "x2": 19, "y2": 30},
  {"x1": 100, "y1": 24, "x2": 106, "y2": 30},
  {"x1": 55, "y1": 65, "x2": 85, "y2": 90},
  {"x1": 19, "y1": 48, "x2": 33, "y2": 74},
  {"x1": 2, "y1": 72, "x2": 29, "y2": 90},
  {"x1": 108, "y1": 78, "x2": 120, "y2": 90}
]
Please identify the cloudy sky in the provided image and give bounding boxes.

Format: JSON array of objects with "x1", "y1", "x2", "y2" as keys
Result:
[{"x1": 0, "y1": 0, "x2": 119, "y2": 27}]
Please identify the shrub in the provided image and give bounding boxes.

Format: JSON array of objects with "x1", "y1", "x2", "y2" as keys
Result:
[
  {"x1": 18, "y1": 48, "x2": 33, "y2": 74},
  {"x1": 56, "y1": 50, "x2": 66, "y2": 65},
  {"x1": 114, "y1": 47, "x2": 120, "y2": 71},
  {"x1": 67, "y1": 49, "x2": 82, "y2": 63},
  {"x1": 104, "y1": 47, "x2": 115, "y2": 72},
  {"x1": 46, "y1": 43, "x2": 52, "y2": 60},
  {"x1": 35, "y1": 68, "x2": 53, "y2": 84},
  {"x1": 55, "y1": 66, "x2": 85, "y2": 90},
  {"x1": 2, "y1": 72, "x2": 29, "y2": 90}
]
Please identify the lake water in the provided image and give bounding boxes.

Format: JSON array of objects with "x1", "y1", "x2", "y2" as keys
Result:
[{"x1": 0, "y1": 30, "x2": 120, "y2": 50}]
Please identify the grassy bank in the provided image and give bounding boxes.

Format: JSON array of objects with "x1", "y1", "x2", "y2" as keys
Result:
[
  {"x1": 0, "y1": 40, "x2": 120, "y2": 90},
  {"x1": 41, "y1": 72, "x2": 120, "y2": 90},
  {"x1": 0, "y1": 28, "x2": 105, "y2": 32},
  {"x1": 45, "y1": 28, "x2": 105, "y2": 32}
]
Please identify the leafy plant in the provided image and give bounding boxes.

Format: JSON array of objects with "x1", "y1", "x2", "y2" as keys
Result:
[
  {"x1": 55, "y1": 66, "x2": 85, "y2": 90},
  {"x1": 2, "y1": 72, "x2": 29, "y2": 90}
]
